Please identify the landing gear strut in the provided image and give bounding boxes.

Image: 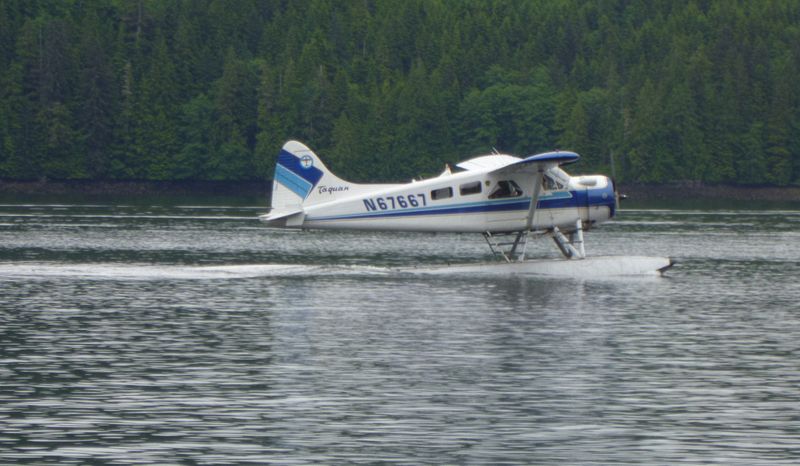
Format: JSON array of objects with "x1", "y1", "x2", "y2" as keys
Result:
[
  {"x1": 551, "y1": 219, "x2": 586, "y2": 259},
  {"x1": 483, "y1": 230, "x2": 530, "y2": 263},
  {"x1": 484, "y1": 219, "x2": 588, "y2": 262}
]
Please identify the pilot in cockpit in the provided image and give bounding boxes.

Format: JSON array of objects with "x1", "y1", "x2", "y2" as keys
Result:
[{"x1": 489, "y1": 180, "x2": 523, "y2": 199}]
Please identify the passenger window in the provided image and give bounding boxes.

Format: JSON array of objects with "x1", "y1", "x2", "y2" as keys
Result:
[
  {"x1": 431, "y1": 186, "x2": 453, "y2": 200},
  {"x1": 489, "y1": 180, "x2": 523, "y2": 199},
  {"x1": 459, "y1": 181, "x2": 482, "y2": 196}
]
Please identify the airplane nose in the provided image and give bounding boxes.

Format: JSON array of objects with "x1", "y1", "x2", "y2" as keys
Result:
[{"x1": 586, "y1": 177, "x2": 618, "y2": 221}]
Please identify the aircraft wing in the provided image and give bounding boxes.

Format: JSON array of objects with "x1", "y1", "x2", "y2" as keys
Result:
[
  {"x1": 487, "y1": 151, "x2": 579, "y2": 176},
  {"x1": 456, "y1": 155, "x2": 521, "y2": 172}
]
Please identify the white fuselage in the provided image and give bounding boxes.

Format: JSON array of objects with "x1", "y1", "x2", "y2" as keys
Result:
[
  {"x1": 260, "y1": 141, "x2": 670, "y2": 273},
  {"x1": 278, "y1": 167, "x2": 616, "y2": 233}
]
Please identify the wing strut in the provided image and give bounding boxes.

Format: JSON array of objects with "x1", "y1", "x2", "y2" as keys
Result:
[
  {"x1": 515, "y1": 168, "x2": 545, "y2": 261},
  {"x1": 524, "y1": 168, "x2": 544, "y2": 231}
]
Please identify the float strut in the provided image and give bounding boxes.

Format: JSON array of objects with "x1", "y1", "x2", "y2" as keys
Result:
[
  {"x1": 552, "y1": 225, "x2": 584, "y2": 260},
  {"x1": 574, "y1": 219, "x2": 586, "y2": 258}
]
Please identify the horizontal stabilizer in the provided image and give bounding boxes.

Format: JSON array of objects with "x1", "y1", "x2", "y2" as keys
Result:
[{"x1": 260, "y1": 208, "x2": 303, "y2": 223}]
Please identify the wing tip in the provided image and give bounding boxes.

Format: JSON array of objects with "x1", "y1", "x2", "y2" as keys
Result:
[{"x1": 524, "y1": 151, "x2": 580, "y2": 164}]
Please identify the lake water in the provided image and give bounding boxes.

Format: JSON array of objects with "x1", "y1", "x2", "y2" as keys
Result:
[{"x1": 1, "y1": 201, "x2": 799, "y2": 464}]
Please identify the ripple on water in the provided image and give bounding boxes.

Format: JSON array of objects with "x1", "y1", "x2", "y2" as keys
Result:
[{"x1": 1, "y1": 204, "x2": 800, "y2": 463}]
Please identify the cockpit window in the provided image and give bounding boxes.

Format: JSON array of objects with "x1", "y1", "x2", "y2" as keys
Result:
[
  {"x1": 489, "y1": 180, "x2": 523, "y2": 199},
  {"x1": 543, "y1": 173, "x2": 567, "y2": 191}
]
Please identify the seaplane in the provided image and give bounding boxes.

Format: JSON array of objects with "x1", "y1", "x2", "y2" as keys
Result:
[{"x1": 259, "y1": 141, "x2": 673, "y2": 276}]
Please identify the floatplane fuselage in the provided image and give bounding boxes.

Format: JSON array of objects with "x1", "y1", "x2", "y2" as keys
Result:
[{"x1": 261, "y1": 141, "x2": 672, "y2": 275}]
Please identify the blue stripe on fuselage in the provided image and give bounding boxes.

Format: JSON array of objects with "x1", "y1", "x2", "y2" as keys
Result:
[{"x1": 309, "y1": 191, "x2": 578, "y2": 221}]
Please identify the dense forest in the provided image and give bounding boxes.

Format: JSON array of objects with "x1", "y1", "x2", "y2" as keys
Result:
[{"x1": 0, "y1": 0, "x2": 799, "y2": 185}]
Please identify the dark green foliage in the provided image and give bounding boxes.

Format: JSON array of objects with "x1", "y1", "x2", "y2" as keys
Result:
[{"x1": 0, "y1": 0, "x2": 798, "y2": 185}]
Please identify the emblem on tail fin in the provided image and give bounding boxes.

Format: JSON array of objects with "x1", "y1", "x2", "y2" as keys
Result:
[
  {"x1": 275, "y1": 149, "x2": 324, "y2": 199},
  {"x1": 270, "y1": 140, "x2": 386, "y2": 213}
]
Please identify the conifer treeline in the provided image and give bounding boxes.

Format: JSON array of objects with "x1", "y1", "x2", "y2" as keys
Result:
[{"x1": 0, "y1": 0, "x2": 798, "y2": 184}]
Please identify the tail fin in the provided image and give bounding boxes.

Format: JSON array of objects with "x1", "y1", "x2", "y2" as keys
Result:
[{"x1": 270, "y1": 141, "x2": 355, "y2": 212}]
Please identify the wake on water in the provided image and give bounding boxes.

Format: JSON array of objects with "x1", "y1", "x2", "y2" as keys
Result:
[
  {"x1": 0, "y1": 257, "x2": 670, "y2": 282},
  {"x1": 0, "y1": 262, "x2": 394, "y2": 281}
]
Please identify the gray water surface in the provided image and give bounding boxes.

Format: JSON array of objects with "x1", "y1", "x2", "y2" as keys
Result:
[{"x1": 1, "y1": 203, "x2": 799, "y2": 464}]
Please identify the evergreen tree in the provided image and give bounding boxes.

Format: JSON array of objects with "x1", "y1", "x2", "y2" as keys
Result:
[
  {"x1": 763, "y1": 53, "x2": 795, "y2": 185},
  {"x1": 76, "y1": 4, "x2": 116, "y2": 178},
  {"x1": 0, "y1": 0, "x2": 798, "y2": 185},
  {"x1": 137, "y1": 29, "x2": 179, "y2": 179}
]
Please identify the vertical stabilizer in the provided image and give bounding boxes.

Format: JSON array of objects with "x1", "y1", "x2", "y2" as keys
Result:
[
  {"x1": 266, "y1": 141, "x2": 399, "y2": 225},
  {"x1": 270, "y1": 140, "x2": 383, "y2": 211},
  {"x1": 271, "y1": 141, "x2": 328, "y2": 212}
]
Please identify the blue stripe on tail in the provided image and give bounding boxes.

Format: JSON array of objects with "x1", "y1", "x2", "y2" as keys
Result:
[{"x1": 276, "y1": 149, "x2": 324, "y2": 199}]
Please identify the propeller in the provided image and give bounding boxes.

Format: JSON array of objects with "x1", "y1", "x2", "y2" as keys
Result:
[{"x1": 609, "y1": 150, "x2": 627, "y2": 202}]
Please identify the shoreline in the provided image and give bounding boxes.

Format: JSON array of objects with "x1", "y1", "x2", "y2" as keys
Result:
[
  {"x1": 1, "y1": 178, "x2": 798, "y2": 205},
  {"x1": 0, "y1": 179, "x2": 269, "y2": 203},
  {"x1": 618, "y1": 182, "x2": 800, "y2": 203}
]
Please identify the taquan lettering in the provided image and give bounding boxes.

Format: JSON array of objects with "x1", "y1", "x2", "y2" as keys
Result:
[{"x1": 318, "y1": 185, "x2": 350, "y2": 195}]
